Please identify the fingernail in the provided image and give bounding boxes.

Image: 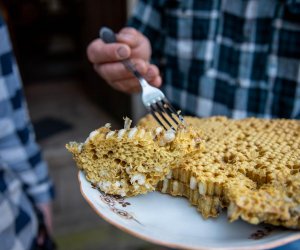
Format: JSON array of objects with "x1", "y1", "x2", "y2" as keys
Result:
[{"x1": 117, "y1": 46, "x2": 129, "y2": 59}]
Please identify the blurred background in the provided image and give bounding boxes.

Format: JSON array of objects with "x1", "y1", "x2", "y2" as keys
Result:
[{"x1": 0, "y1": 0, "x2": 167, "y2": 249}]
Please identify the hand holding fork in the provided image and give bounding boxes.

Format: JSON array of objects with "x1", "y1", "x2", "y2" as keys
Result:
[{"x1": 87, "y1": 27, "x2": 184, "y2": 130}]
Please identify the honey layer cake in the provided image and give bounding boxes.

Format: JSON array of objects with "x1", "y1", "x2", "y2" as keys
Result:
[{"x1": 140, "y1": 115, "x2": 300, "y2": 229}]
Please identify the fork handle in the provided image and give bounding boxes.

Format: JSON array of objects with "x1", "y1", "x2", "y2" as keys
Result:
[
  {"x1": 99, "y1": 27, "x2": 144, "y2": 81},
  {"x1": 99, "y1": 27, "x2": 117, "y2": 43}
]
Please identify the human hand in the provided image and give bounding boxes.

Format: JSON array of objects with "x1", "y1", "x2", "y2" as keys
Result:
[
  {"x1": 37, "y1": 202, "x2": 53, "y2": 233},
  {"x1": 36, "y1": 202, "x2": 54, "y2": 247},
  {"x1": 87, "y1": 27, "x2": 162, "y2": 93}
]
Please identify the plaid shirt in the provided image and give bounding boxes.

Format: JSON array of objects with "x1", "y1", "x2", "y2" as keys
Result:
[
  {"x1": 0, "y1": 15, "x2": 54, "y2": 250},
  {"x1": 129, "y1": 1, "x2": 300, "y2": 249},
  {"x1": 129, "y1": 0, "x2": 300, "y2": 119}
]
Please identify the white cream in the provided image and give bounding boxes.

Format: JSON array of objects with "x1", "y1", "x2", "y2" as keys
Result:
[
  {"x1": 283, "y1": 195, "x2": 293, "y2": 203},
  {"x1": 138, "y1": 129, "x2": 145, "y2": 138},
  {"x1": 118, "y1": 189, "x2": 127, "y2": 197},
  {"x1": 104, "y1": 123, "x2": 111, "y2": 128},
  {"x1": 123, "y1": 117, "x2": 132, "y2": 129},
  {"x1": 172, "y1": 181, "x2": 179, "y2": 192},
  {"x1": 85, "y1": 130, "x2": 99, "y2": 143},
  {"x1": 154, "y1": 166, "x2": 162, "y2": 172},
  {"x1": 190, "y1": 176, "x2": 197, "y2": 190},
  {"x1": 166, "y1": 170, "x2": 172, "y2": 179},
  {"x1": 163, "y1": 129, "x2": 176, "y2": 143},
  {"x1": 99, "y1": 170, "x2": 109, "y2": 177},
  {"x1": 128, "y1": 127, "x2": 138, "y2": 139},
  {"x1": 292, "y1": 205, "x2": 300, "y2": 214},
  {"x1": 106, "y1": 131, "x2": 116, "y2": 139},
  {"x1": 155, "y1": 127, "x2": 163, "y2": 135},
  {"x1": 161, "y1": 179, "x2": 169, "y2": 193},
  {"x1": 227, "y1": 202, "x2": 238, "y2": 217},
  {"x1": 198, "y1": 182, "x2": 206, "y2": 195},
  {"x1": 118, "y1": 129, "x2": 126, "y2": 139},
  {"x1": 77, "y1": 143, "x2": 83, "y2": 153},
  {"x1": 130, "y1": 174, "x2": 146, "y2": 185},
  {"x1": 98, "y1": 181, "x2": 111, "y2": 192},
  {"x1": 113, "y1": 181, "x2": 121, "y2": 188},
  {"x1": 125, "y1": 166, "x2": 131, "y2": 174}
]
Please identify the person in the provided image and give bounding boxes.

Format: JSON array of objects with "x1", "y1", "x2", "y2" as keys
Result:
[
  {"x1": 87, "y1": 0, "x2": 300, "y2": 120},
  {"x1": 0, "y1": 12, "x2": 55, "y2": 250},
  {"x1": 87, "y1": 1, "x2": 300, "y2": 249}
]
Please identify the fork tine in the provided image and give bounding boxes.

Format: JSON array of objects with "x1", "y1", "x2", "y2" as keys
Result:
[
  {"x1": 161, "y1": 98, "x2": 185, "y2": 124},
  {"x1": 150, "y1": 103, "x2": 174, "y2": 130},
  {"x1": 149, "y1": 108, "x2": 168, "y2": 130},
  {"x1": 156, "y1": 100, "x2": 180, "y2": 126},
  {"x1": 150, "y1": 99, "x2": 186, "y2": 131}
]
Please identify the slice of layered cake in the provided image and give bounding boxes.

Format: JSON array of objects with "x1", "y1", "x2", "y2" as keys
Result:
[
  {"x1": 66, "y1": 118, "x2": 204, "y2": 197},
  {"x1": 140, "y1": 115, "x2": 300, "y2": 229}
]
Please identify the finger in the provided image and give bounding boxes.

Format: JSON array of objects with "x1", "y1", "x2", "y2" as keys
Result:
[
  {"x1": 87, "y1": 39, "x2": 131, "y2": 64},
  {"x1": 36, "y1": 203, "x2": 53, "y2": 234},
  {"x1": 117, "y1": 27, "x2": 151, "y2": 61},
  {"x1": 110, "y1": 72, "x2": 162, "y2": 94},
  {"x1": 145, "y1": 64, "x2": 160, "y2": 82},
  {"x1": 94, "y1": 59, "x2": 148, "y2": 82},
  {"x1": 111, "y1": 75, "x2": 162, "y2": 94},
  {"x1": 151, "y1": 75, "x2": 162, "y2": 88},
  {"x1": 37, "y1": 232, "x2": 45, "y2": 246},
  {"x1": 93, "y1": 63, "x2": 133, "y2": 82},
  {"x1": 110, "y1": 77, "x2": 142, "y2": 94},
  {"x1": 117, "y1": 27, "x2": 140, "y2": 48}
]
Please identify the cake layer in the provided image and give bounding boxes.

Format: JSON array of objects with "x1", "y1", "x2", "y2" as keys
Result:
[{"x1": 157, "y1": 179, "x2": 225, "y2": 218}]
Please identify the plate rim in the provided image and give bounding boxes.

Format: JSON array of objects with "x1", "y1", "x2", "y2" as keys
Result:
[{"x1": 78, "y1": 171, "x2": 300, "y2": 250}]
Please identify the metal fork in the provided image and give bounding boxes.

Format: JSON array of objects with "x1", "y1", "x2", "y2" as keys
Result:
[{"x1": 100, "y1": 27, "x2": 185, "y2": 131}]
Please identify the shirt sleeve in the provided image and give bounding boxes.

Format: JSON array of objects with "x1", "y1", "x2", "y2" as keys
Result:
[
  {"x1": 0, "y1": 15, "x2": 54, "y2": 205},
  {"x1": 127, "y1": 0, "x2": 166, "y2": 66}
]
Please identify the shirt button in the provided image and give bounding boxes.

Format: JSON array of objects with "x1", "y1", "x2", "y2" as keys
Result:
[{"x1": 207, "y1": 68, "x2": 216, "y2": 77}]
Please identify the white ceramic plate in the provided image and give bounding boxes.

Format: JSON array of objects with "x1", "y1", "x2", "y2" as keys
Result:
[{"x1": 78, "y1": 171, "x2": 300, "y2": 250}]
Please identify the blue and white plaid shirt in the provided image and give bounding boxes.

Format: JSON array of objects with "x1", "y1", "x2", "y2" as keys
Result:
[
  {"x1": 129, "y1": 0, "x2": 300, "y2": 119},
  {"x1": 129, "y1": 1, "x2": 300, "y2": 249},
  {"x1": 0, "y1": 15, "x2": 54, "y2": 250}
]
